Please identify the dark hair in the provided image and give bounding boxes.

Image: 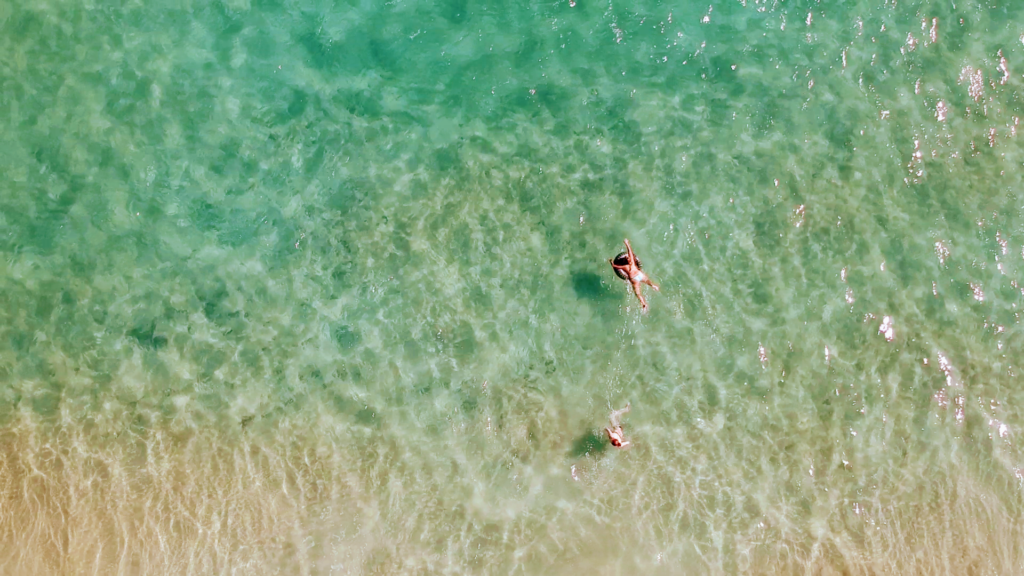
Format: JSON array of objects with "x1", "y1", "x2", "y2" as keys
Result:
[{"x1": 611, "y1": 251, "x2": 641, "y2": 280}]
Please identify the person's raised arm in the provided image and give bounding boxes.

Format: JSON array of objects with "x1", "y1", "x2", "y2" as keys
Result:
[{"x1": 623, "y1": 239, "x2": 638, "y2": 268}]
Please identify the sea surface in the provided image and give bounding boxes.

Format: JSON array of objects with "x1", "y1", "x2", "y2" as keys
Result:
[{"x1": 3, "y1": 0, "x2": 1024, "y2": 574}]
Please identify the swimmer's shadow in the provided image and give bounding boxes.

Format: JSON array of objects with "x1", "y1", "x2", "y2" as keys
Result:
[
  {"x1": 570, "y1": 430, "x2": 609, "y2": 458},
  {"x1": 571, "y1": 272, "x2": 617, "y2": 302}
]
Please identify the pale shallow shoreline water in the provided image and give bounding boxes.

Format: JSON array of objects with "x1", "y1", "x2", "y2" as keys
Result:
[{"x1": 3, "y1": 0, "x2": 1024, "y2": 574}]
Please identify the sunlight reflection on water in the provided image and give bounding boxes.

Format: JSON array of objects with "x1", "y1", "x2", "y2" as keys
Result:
[{"x1": 2, "y1": 0, "x2": 1024, "y2": 573}]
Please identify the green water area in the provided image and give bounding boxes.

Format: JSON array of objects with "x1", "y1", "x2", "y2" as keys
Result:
[{"x1": 3, "y1": 0, "x2": 1024, "y2": 573}]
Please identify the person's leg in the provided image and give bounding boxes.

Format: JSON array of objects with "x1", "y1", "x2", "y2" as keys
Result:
[
  {"x1": 631, "y1": 281, "x2": 648, "y2": 311},
  {"x1": 609, "y1": 403, "x2": 631, "y2": 428}
]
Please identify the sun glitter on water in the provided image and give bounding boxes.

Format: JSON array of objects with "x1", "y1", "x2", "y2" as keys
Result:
[{"x1": 3, "y1": 0, "x2": 1024, "y2": 574}]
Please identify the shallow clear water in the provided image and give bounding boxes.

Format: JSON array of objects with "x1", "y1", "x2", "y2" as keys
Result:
[{"x1": 3, "y1": 0, "x2": 1024, "y2": 573}]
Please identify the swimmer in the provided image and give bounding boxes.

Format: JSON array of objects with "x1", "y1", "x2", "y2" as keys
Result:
[
  {"x1": 609, "y1": 239, "x2": 659, "y2": 312},
  {"x1": 605, "y1": 402, "x2": 631, "y2": 448}
]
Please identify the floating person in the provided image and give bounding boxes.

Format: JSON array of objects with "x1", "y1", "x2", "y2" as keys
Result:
[
  {"x1": 609, "y1": 239, "x2": 659, "y2": 311},
  {"x1": 605, "y1": 402, "x2": 632, "y2": 448}
]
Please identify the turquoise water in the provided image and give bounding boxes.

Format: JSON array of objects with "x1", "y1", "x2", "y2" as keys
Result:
[{"x1": 3, "y1": 0, "x2": 1024, "y2": 573}]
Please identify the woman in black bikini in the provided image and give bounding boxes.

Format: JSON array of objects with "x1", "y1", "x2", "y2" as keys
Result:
[{"x1": 610, "y1": 239, "x2": 659, "y2": 312}]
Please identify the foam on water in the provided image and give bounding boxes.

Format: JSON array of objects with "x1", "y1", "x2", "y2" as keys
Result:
[{"x1": 3, "y1": 0, "x2": 1024, "y2": 573}]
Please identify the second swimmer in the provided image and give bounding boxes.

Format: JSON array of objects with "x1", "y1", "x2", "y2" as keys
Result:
[{"x1": 605, "y1": 403, "x2": 632, "y2": 448}]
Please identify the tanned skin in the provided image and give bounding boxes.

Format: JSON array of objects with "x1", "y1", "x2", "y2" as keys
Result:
[
  {"x1": 605, "y1": 403, "x2": 632, "y2": 448},
  {"x1": 609, "y1": 239, "x2": 659, "y2": 312}
]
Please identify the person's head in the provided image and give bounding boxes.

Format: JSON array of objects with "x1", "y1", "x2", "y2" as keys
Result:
[{"x1": 611, "y1": 252, "x2": 641, "y2": 279}]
